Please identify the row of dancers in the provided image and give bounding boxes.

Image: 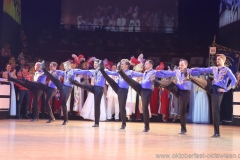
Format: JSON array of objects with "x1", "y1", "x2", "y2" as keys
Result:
[{"x1": 6, "y1": 53, "x2": 237, "y2": 138}]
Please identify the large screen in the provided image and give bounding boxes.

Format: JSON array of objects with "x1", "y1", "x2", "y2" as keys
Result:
[
  {"x1": 61, "y1": 0, "x2": 178, "y2": 33},
  {"x1": 219, "y1": 0, "x2": 240, "y2": 28},
  {"x1": 1, "y1": 0, "x2": 21, "y2": 47},
  {"x1": 3, "y1": 0, "x2": 21, "y2": 24}
]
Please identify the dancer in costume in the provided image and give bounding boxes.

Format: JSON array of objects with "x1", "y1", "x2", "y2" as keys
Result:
[{"x1": 187, "y1": 54, "x2": 237, "y2": 137}]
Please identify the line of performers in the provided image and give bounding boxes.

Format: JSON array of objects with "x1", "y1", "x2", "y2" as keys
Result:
[{"x1": 6, "y1": 53, "x2": 237, "y2": 138}]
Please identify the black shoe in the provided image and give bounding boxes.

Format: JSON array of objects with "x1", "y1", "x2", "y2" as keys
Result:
[
  {"x1": 178, "y1": 131, "x2": 187, "y2": 135},
  {"x1": 105, "y1": 119, "x2": 111, "y2": 122},
  {"x1": 30, "y1": 119, "x2": 38, "y2": 122},
  {"x1": 46, "y1": 119, "x2": 55, "y2": 123},
  {"x1": 41, "y1": 60, "x2": 45, "y2": 69},
  {"x1": 143, "y1": 128, "x2": 150, "y2": 132},
  {"x1": 120, "y1": 125, "x2": 126, "y2": 129},
  {"x1": 62, "y1": 121, "x2": 68, "y2": 125},
  {"x1": 115, "y1": 119, "x2": 119, "y2": 122},
  {"x1": 92, "y1": 124, "x2": 99, "y2": 127},
  {"x1": 211, "y1": 134, "x2": 220, "y2": 138}
]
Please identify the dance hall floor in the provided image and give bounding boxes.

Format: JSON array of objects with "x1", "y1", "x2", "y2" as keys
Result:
[{"x1": 1, "y1": 119, "x2": 240, "y2": 159}]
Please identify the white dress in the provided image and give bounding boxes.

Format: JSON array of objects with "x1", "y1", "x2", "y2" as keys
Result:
[
  {"x1": 80, "y1": 92, "x2": 94, "y2": 120},
  {"x1": 66, "y1": 92, "x2": 71, "y2": 111},
  {"x1": 80, "y1": 92, "x2": 107, "y2": 121},
  {"x1": 72, "y1": 75, "x2": 84, "y2": 113},
  {"x1": 125, "y1": 86, "x2": 137, "y2": 116},
  {"x1": 106, "y1": 76, "x2": 119, "y2": 120},
  {"x1": 192, "y1": 86, "x2": 210, "y2": 123},
  {"x1": 10, "y1": 81, "x2": 16, "y2": 116}
]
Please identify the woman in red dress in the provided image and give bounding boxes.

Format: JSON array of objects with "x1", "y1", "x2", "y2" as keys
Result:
[
  {"x1": 150, "y1": 62, "x2": 165, "y2": 116},
  {"x1": 53, "y1": 63, "x2": 64, "y2": 115},
  {"x1": 160, "y1": 86, "x2": 170, "y2": 122}
]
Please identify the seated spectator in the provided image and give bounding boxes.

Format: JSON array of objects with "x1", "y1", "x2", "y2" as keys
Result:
[
  {"x1": 2, "y1": 63, "x2": 17, "y2": 79},
  {"x1": 77, "y1": 16, "x2": 85, "y2": 30},
  {"x1": 117, "y1": 14, "x2": 126, "y2": 32},
  {"x1": 108, "y1": 15, "x2": 117, "y2": 31}
]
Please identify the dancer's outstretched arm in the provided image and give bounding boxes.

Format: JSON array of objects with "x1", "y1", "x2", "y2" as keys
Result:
[
  {"x1": 72, "y1": 69, "x2": 93, "y2": 76},
  {"x1": 155, "y1": 70, "x2": 177, "y2": 78},
  {"x1": 105, "y1": 69, "x2": 143, "y2": 77},
  {"x1": 190, "y1": 67, "x2": 213, "y2": 74}
]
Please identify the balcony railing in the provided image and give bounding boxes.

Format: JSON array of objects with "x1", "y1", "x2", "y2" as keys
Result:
[{"x1": 61, "y1": 24, "x2": 178, "y2": 33}]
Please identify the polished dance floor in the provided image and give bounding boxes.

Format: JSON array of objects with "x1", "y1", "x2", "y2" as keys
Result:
[{"x1": 1, "y1": 119, "x2": 240, "y2": 159}]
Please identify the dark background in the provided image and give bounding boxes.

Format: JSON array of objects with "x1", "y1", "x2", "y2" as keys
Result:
[
  {"x1": 19, "y1": 0, "x2": 219, "y2": 44},
  {"x1": 3, "y1": 0, "x2": 236, "y2": 52},
  {"x1": 2, "y1": 0, "x2": 239, "y2": 51}
]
